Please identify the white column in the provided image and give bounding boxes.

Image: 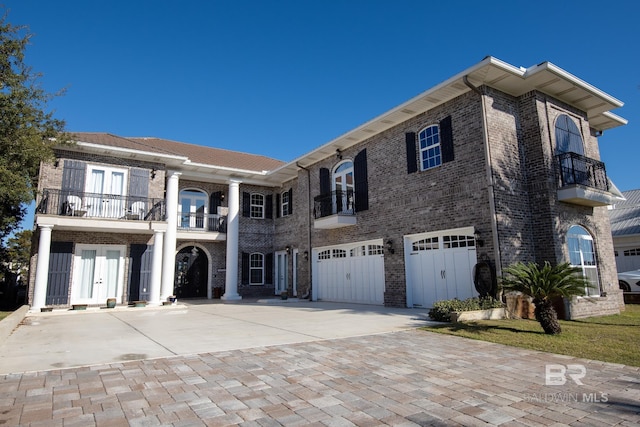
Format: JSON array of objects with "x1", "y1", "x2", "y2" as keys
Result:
[
  {"x1": 161, "y1": 171, "x2": 181, "y2": 300},
  {"x1": 32, "y1": 225, "x2": 53, "y2": 311},
  {"x1": 149, "y1": 228, "x2": 165, "y2": 305},
  {"x1": 222, "y1": 179, "x2": 242, "y2": 300}
]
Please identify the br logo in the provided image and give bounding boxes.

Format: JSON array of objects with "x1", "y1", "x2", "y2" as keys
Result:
[{"x1": 545, "y1": 364, "x2": 587, "y2": 386}]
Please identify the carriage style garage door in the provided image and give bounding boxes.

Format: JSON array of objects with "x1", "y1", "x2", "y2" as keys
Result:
[
  {"x1": 312, "y1": 239, "x2": 385, "y2": 305},
  {"x1": 404, "y1": 227, "x2": 477, "y2": 308}
]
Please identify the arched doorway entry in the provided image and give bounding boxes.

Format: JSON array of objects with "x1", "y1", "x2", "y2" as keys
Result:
[{"x1": 174, "y1": 246, "x2": 207, "y2": 298}]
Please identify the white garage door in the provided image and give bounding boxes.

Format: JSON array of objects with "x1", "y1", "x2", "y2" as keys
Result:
[
  {"x1": 313, "y1": 240, "x2": 385, "y2": 305},
  {"x1": 405, "y1": 227, "x2": 477, "y2": 308}
]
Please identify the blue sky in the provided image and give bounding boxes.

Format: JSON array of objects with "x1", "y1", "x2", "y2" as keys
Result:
[{"x1": 5, "y1": 0, "x2": 639, "y2": 230}]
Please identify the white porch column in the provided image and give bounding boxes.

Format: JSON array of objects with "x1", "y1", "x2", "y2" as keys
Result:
[
  {"x1": 161, "y1": 171, "x2": 181, "y2": 300},
  {"x1": 149, "y1": 228, "x2": 165, "y2": 305},
  {"x1": 32, "y1": 225, "x2": 53, "y2": 311},
  {"x1": 222, "y1": 179, "x2": 242, "y2": 301}
]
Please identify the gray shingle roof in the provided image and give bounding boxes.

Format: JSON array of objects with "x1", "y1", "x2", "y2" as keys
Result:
[
  {"x1": 609, "y1": 189, "x2": 640, "y2": 236},
  {"x1": 71, "y1": 132, "x2": 285, "y2": 172}
]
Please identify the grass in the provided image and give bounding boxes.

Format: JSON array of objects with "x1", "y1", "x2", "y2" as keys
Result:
[
  {"x1": 422, "y1": 304, "x2": 640, "y2": 367},
  {"x1": 0, "y1": 310, "x2": 12, "y2": 322}
]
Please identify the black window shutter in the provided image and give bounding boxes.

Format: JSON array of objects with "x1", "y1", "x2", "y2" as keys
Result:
[
  {"x1": 46, "y1": 241, "x2": 73, "y2": 305},
  {"x1": 354, "y1": 149, "x2": 369, "y2": 212},
  {"x1": 241, "y1": 252, "x2": 249, "y2": 284},
  {"x1": 265, "y1": 253, "x2": 273, "y2": 285},
  {"x1": 128, "y1": 168, "x2": 149, "y2": 199},
  {"x1": 242, "y1": 192, "x2": 250, "y2": 217},
  {"x1": 405, "y1": 132, "x2": 418, "y2": 174},
  {"x1": 265, "y1": 195, "x2": 273, "y2": 219},
  {"x1": 210, "y1": 191, "x2": 222, "y2": 215},
  {"x1": 319, "y1": 168, "x2": 331, "y2": 195},
  {"x1": 62, "y1": 160, "x2": 86, "y2": 192},
  {"x1": 288, "y1": 188, "x2": 293, "y2": 215},
  {"x1": 440, "y1": 116, "x2": 454, "y2": 163},
  {"x1": 276, "y1": 193, "x2": 281, "y2": 218},
  {"x1": 128, "y1": 244, "x2": 153, "y2": 302}
]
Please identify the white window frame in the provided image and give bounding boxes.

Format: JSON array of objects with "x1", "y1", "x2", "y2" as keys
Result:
[
  {"x1": 251, "y1": 193, "x2": 265, "y2": 219},
  {"x1": 281, "y1": 190, "x2": 290, "y2": 217},
  {"x1": 419, "y1": 124, "x2": 441, "y2": 171},
  {"x1": 250, "y1": 252, "x2": 264, "y2": 285},
  {"x1": 567, "y1": 225, "x2": 600, "y2": 297}
]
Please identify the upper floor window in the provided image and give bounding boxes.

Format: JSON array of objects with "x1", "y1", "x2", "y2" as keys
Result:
[
  {"x1": 281, "y1": 190, "x2": 290, "y2": 217},
  {"x1": 567, "y1": 225, "x2": 600, "y2": 297},
  {"x1": 333, "y1": 161, "x2": 355, "y2": 214},
  {"x1": 419, "y1": 125, "x2": 441, "y2": 171},
  {"x1": 251, "y1": 193, "x2": 264, "y2": 218},
  {"x1": 555, "y1": 115, "x2": 584, "y2": 155}
]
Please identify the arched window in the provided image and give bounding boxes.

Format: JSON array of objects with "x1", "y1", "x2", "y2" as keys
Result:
[
  {"x1": 419, "y1": 124, "x2": 441, "y2": 170},
  {"x1": 567, "y1": 225, "x2": 600, "y2": 296},
  {"x1": 555, "y1": 115, "x2": 584, "y2": 155},
  {"x1": 333, "y1": 161, "x2": 354, "y2": 214},
  {"x1": 179, "y1": 189, "x2": 207, "y2": 229}
]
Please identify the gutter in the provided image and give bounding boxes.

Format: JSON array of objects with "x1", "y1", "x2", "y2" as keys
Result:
[{"x1": 463, "y1": 76, "x2": 503, "y2": 278}]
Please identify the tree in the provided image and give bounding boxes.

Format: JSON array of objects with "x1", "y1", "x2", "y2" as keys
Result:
[
  {"x1": 500, "y1": 261, "x2": 592, "y2": 335},
  {"x1": 0, "y1": 10, "x2": 69, "y2": 243}
]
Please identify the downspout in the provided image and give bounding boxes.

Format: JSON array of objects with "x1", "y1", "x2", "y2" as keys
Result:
[
  {"x1": 463, "y1": 76, "x2": 503, "y2": 278},
  {"x1": 296, "y1": 162, "x2": 313, "y2": 299}
]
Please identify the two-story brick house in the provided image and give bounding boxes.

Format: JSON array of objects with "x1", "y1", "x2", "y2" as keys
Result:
[{"x1": 28, "y1": 57, "x2": 627, "y2": 318}]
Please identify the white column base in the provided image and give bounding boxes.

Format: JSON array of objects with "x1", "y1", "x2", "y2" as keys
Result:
[{"x1": 221, "y1": 294, "x2": 242, "y2": 301}]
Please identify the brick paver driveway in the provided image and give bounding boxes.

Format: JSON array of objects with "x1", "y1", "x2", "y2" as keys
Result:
[{"x1": 0, "y1": 302, "x2": 638, "y2": 426}]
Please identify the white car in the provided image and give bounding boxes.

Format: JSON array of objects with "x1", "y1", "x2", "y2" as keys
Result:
[{"x1": 617, "y1": 269, "x2": 640, "y2": 292}]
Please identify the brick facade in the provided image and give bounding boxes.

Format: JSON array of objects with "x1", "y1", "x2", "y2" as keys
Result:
[{"x1": 27, "y1": 59, "x2": 626, "y2": 319}]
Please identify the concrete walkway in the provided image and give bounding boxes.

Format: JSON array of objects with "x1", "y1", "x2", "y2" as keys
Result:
[{"x1": 0, "y1": 301, "x2": 638, "y2": 426}]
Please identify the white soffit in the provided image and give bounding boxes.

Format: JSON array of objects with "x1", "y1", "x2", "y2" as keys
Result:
[{"x1": 270, "y1": 56, "x2": 626, "y2": 181}]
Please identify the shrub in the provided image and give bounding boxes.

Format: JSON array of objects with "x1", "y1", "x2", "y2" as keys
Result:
[{"x1": 428, "y1": 296, "x2": 504, "y2": 322}]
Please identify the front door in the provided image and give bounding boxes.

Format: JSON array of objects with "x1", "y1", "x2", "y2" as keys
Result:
[
  {"x1": 275, "y1": 251, "x2": 288, "y2": 295},
  {"x1": 72, "y1": 244, "x2": 125, "y2": 304},
  {"x1": 174, "y1": 246, "x2": 208, "y2": 298}
]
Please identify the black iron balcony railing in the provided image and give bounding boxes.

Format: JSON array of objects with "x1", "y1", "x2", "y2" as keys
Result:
[
  {"x1": 314, "y1": 190, "x2": 356, "y2": 219},
  {"x1": 36, "y1": 189, "x2": 166, "y2": 221},
  {"x1": 557, "y1": 152, "x2": 608, "y2": 192},
  {"x1": 178, "y1": 212, "x2": 227, "y2": 233}
]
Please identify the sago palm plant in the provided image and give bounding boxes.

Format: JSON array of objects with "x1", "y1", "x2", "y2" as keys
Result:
[{"x1": 501, "y1": 261, "x2": 591, "y2": 335}]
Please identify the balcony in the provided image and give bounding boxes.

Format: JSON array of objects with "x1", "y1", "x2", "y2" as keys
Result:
[
  {"x1": 313, "y1": 190, "x2": 357, "y2": 229},
  {"x1": 178, "y1": 212, "x2": 226, "y2": 233},
  {"x1": 556, "y1": 152, "x2": 614, "y2": 207},
  {"x1": 36, "y1": 189, "x2": 165, "y2": 221}
]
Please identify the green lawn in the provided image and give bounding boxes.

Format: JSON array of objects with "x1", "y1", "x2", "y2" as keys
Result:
[
  {"x1": 423, "y1": 304, "x2": 640, "y2": 367},
  {"x1": 0, "y1": 310, "x2": 12, "y2": 322}
]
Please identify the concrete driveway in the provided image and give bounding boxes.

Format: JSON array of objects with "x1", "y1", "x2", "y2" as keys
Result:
[
  {"x1": 0, "y1": 300, "x2": 431, "y2": 375},
  {"x1": 1, "y1": 300, "x2": 638, "y2": 426}
]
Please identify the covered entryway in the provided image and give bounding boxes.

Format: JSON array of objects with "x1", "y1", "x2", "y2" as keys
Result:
[
  {"x1": 174, "y1": 246, "x2": 207, "y2": 298},
  {"x1": 404, "y1": 227, "x2": 477, "y2": 308},
  {"x1": 312, "y1": 239, "x2": 385, "y2": 305}
]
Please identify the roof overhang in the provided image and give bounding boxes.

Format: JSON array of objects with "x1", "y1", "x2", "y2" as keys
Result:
[
  {"x1": 269, "y1": 56, "x2": 627, "y2": 182},
  {"x1": 62, "y1": 140, "x2": 280, "y2": 187}
]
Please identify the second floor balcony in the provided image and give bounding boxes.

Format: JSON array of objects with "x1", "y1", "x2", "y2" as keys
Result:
[
  {"x1": 313, "y1": 190, "x2": 358, "y2": 229},
  {"x1": 36, "y1": 189, "x2": 228, "y2": 235},
  {"x1": 556, "y1": 152, "x2": 614, "y2": 207},
  {"x1": 37, "y1": 189, "x2": 166, "y2": 221}
]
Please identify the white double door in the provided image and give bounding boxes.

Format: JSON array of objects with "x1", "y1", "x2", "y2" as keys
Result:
[
  {"x1": 85, "y1": 165, "x2": 127, "y2": 218},
  {"x1": 72, "y1": 244, "x2": 125, "y2": 304}
]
